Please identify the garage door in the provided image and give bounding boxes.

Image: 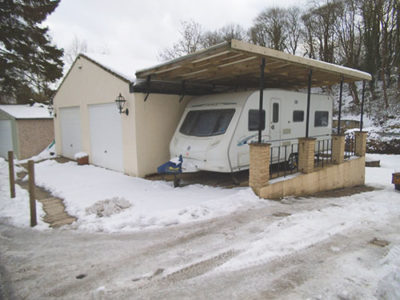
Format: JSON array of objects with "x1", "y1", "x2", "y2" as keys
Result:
[
  {"x1": 0, "y1": 120, "x2": 13, "y2": 159},
  {"x1": 89, "y1": 103, "x2": 123, "y2": 172},
  {"x1": 59, "y1": 107, "x2": 82, "y2": 159}
]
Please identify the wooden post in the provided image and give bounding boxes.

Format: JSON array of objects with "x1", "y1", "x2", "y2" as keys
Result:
[
  {"x1": 8, "y1": 151, "x2": 15, "y2": 198},
  {"x1": 28, "y1": 160, "x2": 37, "y2": 227}
]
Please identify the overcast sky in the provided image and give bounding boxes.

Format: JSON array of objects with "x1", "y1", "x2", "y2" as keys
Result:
[{"x1": 45, "y1": 0, "x2": 309, "y2": 72}]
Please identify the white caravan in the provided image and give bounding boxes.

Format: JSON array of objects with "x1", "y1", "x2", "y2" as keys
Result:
[{"x1": 170, "y1": 89, "x2": 332, "y2": 173}]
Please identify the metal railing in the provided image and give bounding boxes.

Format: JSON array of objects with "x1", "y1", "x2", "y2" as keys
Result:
[
  {"x1": 314, "y1": 138, "x2": 332, "y2": 168},
  {"x1": 269, "y1": 142, "x2": 299, "y2": 179},
  {"x1": 345, "y1": 135, "x2": 356, "y2": 159}
]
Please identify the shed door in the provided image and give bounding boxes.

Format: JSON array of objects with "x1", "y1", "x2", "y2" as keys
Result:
[
  {"x1": 59, "y1": 107, "x2": 82, "y2": 159},
  {"x1": 0, "y1": 120, "x2": 13, "y2": 159},
  {"x1": 89, "y1": 103, "x2": 123, "y2": 172}
]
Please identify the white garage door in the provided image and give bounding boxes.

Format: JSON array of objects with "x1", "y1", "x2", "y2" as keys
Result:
[
  {"x1": 89, "y1": 103, "x2": 123, "y2": 172},
  {"x1": 59, "y1": 107, "x2": 82, "y2": 159},
  {"x1": 0, "y1": 120, "x2": 13, "y2": 159}
]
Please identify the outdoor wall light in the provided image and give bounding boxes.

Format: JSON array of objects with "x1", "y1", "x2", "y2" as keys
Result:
[{"x1": 115, "y1": 93, "x2": 129, "y2": 115}]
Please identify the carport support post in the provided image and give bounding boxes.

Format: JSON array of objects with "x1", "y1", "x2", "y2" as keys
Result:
[
  {"x1": 360, "y1": 80, "x2": 365, "y2": 131},
  {"x1": 28, "y1": 160, "x2": 37, "y2": 227},
  {"x1": 249, "y1": 143, "x2": 270, "y2": 196},
  {"x1": 8, "y1": 151, "x2": 15, "y2": 198},
  {"x1": 258, "y1": 58, "x2": 266, "y2": 143},
  {"x1": 337, "y1": 77, "x2": 344, "y2": 134},
  {"x1": 305, "y1": 69, "x2": 312, "y2": 138}
]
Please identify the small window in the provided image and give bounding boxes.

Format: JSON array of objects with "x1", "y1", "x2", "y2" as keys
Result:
[
  {"x1": 272, "y1": 103, "x2": 279, "y2": 123},
  {"x1": 248, "y1": 109, "x2": 265, "y2": 131},
  {"x1": 314, "y1": 111, "x2": 329, "y2": 127},
  {"x1": 293, "y1": 110, "x2": 304, "y2": 122}
]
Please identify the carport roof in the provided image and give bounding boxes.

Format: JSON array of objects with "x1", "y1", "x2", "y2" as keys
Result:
[{"x1": 133, "y1": 39, "x2": 371, "y2": 95}]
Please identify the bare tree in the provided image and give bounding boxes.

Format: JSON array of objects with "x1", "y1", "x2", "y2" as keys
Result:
[
  {"x1": 335, "y1": 0, "x2": 363, "y2": 104},
  {"x1": 159, "y1": 20, "x2": 204, "y2": 61},
  {"x1": 250, "y1": 7, "x2": 288, "y2": 51},
  {"x1": 286, "y1": 7, "x2": 303, "y2": 55},
  {"x1": 202, "y1": 24, "x2": 247, "y2": 48},
  {"x1": 302, "y1": 1, "x2": 342, "y2": 63},
  {"x1": 64, "y1": 35, "x2": 88, "y2": 65}
]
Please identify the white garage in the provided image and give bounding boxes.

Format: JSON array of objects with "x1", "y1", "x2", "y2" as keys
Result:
[
  {"x1": 0, "y1": 120, "x2": 13, "y2": 159},
  {"x1": 52, "y1": 53, "x2": 188, "y2": 177},
  {"x1": 59, "y1": 106, "x2": 82, "y2": 159},
  {"x1": 89, "y1": 103, "x2": 123, "y2": 172}
]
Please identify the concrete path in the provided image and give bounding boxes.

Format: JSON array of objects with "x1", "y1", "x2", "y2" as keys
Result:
[{"x1": 16, "y1": 168, "x2": 76, "y2": 228}]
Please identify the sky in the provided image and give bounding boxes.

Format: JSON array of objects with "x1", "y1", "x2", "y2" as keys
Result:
[{"x1": 45, "y1": 0, "x2": 309, "y2": 73}]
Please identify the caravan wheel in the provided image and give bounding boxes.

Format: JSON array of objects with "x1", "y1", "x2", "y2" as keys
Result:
[{"x1": 287, "y1": 153, "x2": 298, "y2": 171}]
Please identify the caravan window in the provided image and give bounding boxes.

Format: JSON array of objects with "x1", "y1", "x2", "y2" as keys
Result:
[
  {"x1": 248, "y1": 109, "x2": 265, "y2": 131},
  {"x1": 272, "y1": 103, "x2": 279, "y2": 123},
  {"x1": 293, "y1": 110, "x2": 304, "y2": 122},
  {"x1": 179, "y1": 109, "x2": 235, "y2": 137},
  {"x1": 314, "y1": 111, "x2": 329, "y2": 127}
]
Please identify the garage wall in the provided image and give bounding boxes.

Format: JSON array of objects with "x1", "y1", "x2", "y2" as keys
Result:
[
  {"x1": 16, "y1": 119, "x2": 54, "y2": 159},
  {"x1": 134, "y1": 93, "x2": 190, "y2": 177},
  {"x1": 53, "y1": 56, "x2": 138, "y2": 176}
]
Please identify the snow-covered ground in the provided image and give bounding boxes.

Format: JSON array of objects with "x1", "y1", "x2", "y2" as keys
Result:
[
  {"x1": 0, "y1": 154, "x2": 400, "y2": 299},
  {"x1": 32, "y1": 159, "x2": 261, "y2": 232}
]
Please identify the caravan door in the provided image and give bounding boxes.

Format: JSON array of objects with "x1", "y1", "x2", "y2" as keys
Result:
[{"x1": 269, "y1": 98, "x2": 281, "y2": 142}]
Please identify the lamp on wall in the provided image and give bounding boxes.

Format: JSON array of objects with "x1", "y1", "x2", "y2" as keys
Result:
[{"x1": 115, "y1": 93, "x2": 129, "y2": 115}]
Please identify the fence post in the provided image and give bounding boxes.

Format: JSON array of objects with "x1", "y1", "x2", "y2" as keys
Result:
[
  {"x1": 332, "y1": 134, "x2": 345, "y2": 164},
  {"x1": 249, "y1": 143, "x2": 271, "y2": 196},
  {"x1": 355, "y1": 131, "x2": 368, "y2": 157},
  {"x1": 8, "y1": 151, "x2": 15, "y2": 198},
  {"x1": 298, "y1": 138, "x2": 315, "y2": 174},
  {"x1": 28, "y1": 160, "x2": 37, "y2": 227}
]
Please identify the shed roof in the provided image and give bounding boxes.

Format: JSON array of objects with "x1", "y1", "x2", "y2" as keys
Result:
[
  {"x1": 0, "y1": 103, "x2": 52, "y2": 119},
  {"x1": 133, "y1": 39, "x2": 371, "y2": 95}
]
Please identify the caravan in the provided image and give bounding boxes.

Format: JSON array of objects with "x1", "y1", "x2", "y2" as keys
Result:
[{"x1": 170, "y1": 89, "x2": 332, "y2": 173}]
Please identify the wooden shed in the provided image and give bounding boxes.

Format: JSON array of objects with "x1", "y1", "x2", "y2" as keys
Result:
[{"x1": 0, "y1": 103, "x2": 54, "y2": 160}]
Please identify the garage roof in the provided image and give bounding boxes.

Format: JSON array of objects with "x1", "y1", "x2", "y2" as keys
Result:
[
  {"x1": 133, "y1": 39, "x2": 371, "y2": 95},
  {"x1": 0, "y1": 103, "x2": 52, "y2": 119}
]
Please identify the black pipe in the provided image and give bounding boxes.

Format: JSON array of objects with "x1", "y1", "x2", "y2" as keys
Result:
[
  {"x1": 360, "y1": 80, "x2": 365, "y2": 131},
  {"x1": 305, "y1": 69, "x2": 312, "y2": 138},
  {"x1": 258, "y1": 58, "x2": 266, "y2": 143},
  {"x1": 337, "y1": 77, "x2": 344, "y2": 134}
]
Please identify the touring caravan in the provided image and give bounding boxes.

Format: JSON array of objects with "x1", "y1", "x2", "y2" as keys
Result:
[{"x1": 170, "y1": 89, "x2": 332, "y2": 173}]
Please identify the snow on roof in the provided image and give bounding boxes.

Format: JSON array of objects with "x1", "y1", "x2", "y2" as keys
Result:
[
  {"x1": 0, "y1": 103, "x2": 52, "y2": 119},
  {"x1": 82, "y1": 53, "x2": 157, "y2": 83}
]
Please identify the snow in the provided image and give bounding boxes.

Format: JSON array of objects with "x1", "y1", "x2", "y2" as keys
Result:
[
  {"x1": 0, "y1": 103, "x2": 52, "y2": 119},
  {"x1": 0, "y1": 158, "x2": 47, "y2": 229},
  {"x1": 74, "y1": 152, "x2": 88, "y2": 159},
  {"x1": 1, "y1": 154, "x2": 400, "y2": 298},
  {"x1": 17, "y1": 141, "x2": 56, "y2": 164},
  {"x1": 31, "y1": 160, "x2": 261, "y2": 232}
]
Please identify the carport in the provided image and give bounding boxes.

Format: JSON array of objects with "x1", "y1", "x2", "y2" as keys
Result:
[
  {"x1": 133, "y1": 39, "x2": 373, "y2": 197},
  {"x1": 133, "y1": 39, "x2": 372, "y2": 137}
]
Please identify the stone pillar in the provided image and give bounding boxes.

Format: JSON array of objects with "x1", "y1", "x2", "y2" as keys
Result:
[
  {"x1": 298, "y1": 138, "x2": 315, "y2": 174},
  {"x1": 355, "y1": 131, "x2": 368, "y2": 157},
  {"x1": 249, "y1": 143, "x2": 270, "y2": 195},
  {"x1": 332, "y1": 134, "x2": 345, "y2": 164}
]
